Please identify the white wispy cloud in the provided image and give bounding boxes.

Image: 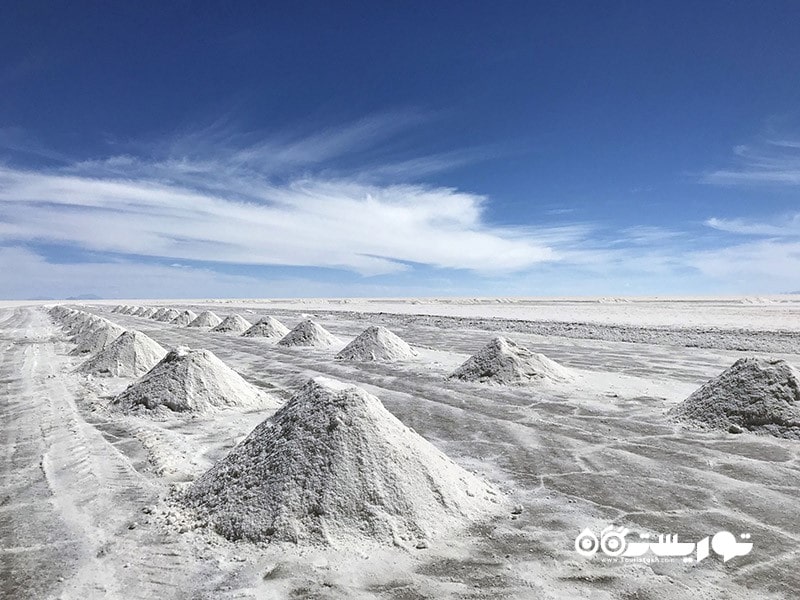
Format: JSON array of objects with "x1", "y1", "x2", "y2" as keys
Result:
[
  {"x1": 702, "y1": 138, "x2": 800, "y2": 185},
  {"x1": 706, "y1": 214, "x2": 800, "y2": 237}
]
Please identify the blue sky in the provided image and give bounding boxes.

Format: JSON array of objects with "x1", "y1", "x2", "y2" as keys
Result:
[{"x1": 1, "y1": 1, "x2": 799, "y2": 299}]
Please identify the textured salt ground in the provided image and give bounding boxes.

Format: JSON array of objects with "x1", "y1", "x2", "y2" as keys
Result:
[
  {"x1": 449, "y1": 336, "x2": 573, "y2": 384},
  {"x1": 211, "y1": 313, "x2": 251, "y2": 334},
  {"x1": 183, "y1": 377, "x2": 504, "y2": 547},
  {"x1": 670, "y1": 357, "x2": 800, "y2": 439},
  {"x1": 112, "y1": 346, "x2": 278, "y2": 415},
  {"x1": 336, "y1": 325, "x2": 417, "y2": 362},
  {"x1": 241, "y1": 316, "x2": 290, "y2": 338},
  {"x1": 171, "y1": 310, "x2": 197, "y2": 326},
  {"x1": 78, "y1": 330, "x2": 167, "y2": 378},
  {"x1": 188, "y1": 310, "x2": 222, "y2": 328},
  {"x1": 278, "y1": 319, "x2": 341, "y2": 347}
]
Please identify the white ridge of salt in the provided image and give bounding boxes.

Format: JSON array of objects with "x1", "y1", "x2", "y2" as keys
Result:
[
  {"x1": 241, "y1": 316, "x2": 290, "y2": 339},
  {"x1": 171, "y1": 310, "x2": 198, "y2": 326},
  {"x1": 183, "y1": 377, "x2": 504, "y2": 547},
  {"x1": 670, "y1": 357, "x2": 800, "y2": 439},
  {"x1": 449, "y1": 336, "x2": 573, "y2": 385},
  {"x1": 277, "y1": 319, "x2": 341, "y2": 347},
  {"x1": 79, "y1": 330, "x2": 167, "y2": 377},
  {"x1": 336, "y1": 325, "x2": 417, "y2": 362},
  {"x1": 188, "y1": 310, "x2": 222, "y2": 328},
  {"x1": 112, "y1": 346, "x2": 278, "y2": 415},
  {"x1": 212, "y1": 314, "x2": 251, "y2": 334},
  {"x1": 71, "y1": 321, "x2": 126, "y2": 355}
]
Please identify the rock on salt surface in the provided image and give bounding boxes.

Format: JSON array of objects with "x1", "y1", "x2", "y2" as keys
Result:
[
  {"x1": 183, "y1": 377, "x2": 503, "y2": 547},
  {"x1": 335, "y1": 325, "x2": 417, "y2": 362},
  {"x1": 449, "y1": 336, "x2": 573, "y2": 385},
  {"x1": 171, "y1": 310, "x2": 198, "y2": 326},
  {"x1": 670, "y1": 357, "x2": 800, "y2": 439},
  {"x1": 241, "y1": 316, "x2": 290, "y2": 339},
  {"x1": 277, "y1": 319, "x2": 341, "y2": 347},
  {"x1": 112, "y1": 346, "x2": 277, "y2": 415},
  {"x1": 188, "y1": 310, "x2": 222, "y2": 328},
  {"x1": 78, "y1": 330, "x2": 167, "y2": 378},
  {"x1": 212, "y1": 314, "x2": 251, "y2": 334}
]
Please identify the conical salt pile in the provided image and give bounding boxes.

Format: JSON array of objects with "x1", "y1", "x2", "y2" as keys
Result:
[
  {"x1": 171, "y1": 310, "x2": 198, "y2": 326},
  {"x1": 183, "y1": 377, "x2": 502, "y2": 546},
  {"x1": 131, "y1": 307, "x2": 148, "y2": 316},
  {"x1": 139, "y1": 307, "x2": 158, "y2": 318},
  {"x1": 71, "y1": 321, "x2": 126, "y2": 355},
  {"x1": 277, "y1": 319, "x2": 340, "y2": 347},
  {"x1": 188, "y1": 310, "x2": 222, "y2": 328},
  {"x1": 242, "y1": 316, "x2": 290, "y2": 339},
  {"x1": 449, "y1": 336, "x2": 573, "y2": 385},
  {"x1": 78, "y1": 330, "x2": 167, "y2": 377},
  {"x1": 151, "y1": 307, "x2": 168, "y2": 320},
  {"x1": 69, "y1": 314, "x2": 106, "y2": 337},
  {"x1": 212, "y1": 314, "x2": 252, "y2": 334},
  {"x1": 158, "y1": 308, "x2": 181, "y2": 322},
  {"x1": 112, "y1": 346, "x2": 277, "y2": 415},
  {"x1": 336, "y1": 325, "x2": 417, "y2": 362},
  {"x1": 670, "y1": 358, "x2": 800, "y2": 439}
]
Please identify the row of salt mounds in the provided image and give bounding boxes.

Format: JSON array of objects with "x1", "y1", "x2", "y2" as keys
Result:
[
  {"x1": 79, "y1": 330, "x2": 167, "y2": 378},
  {"x1": 212, "y1": 314, "x2": 251, "y2": 334},
  {"x1": 188, "y1": 310, "x2": 222, "y2": 328},
  {"x1": 669, "y1": 358, "x2": 800, "y2": 439},
  {"x1": 336, "y1": 325, "x2": 417, "y2": 362},
  {"x1": 140, "y1": 307, "x2": 158, "y2": 318},
  {"x1": 171, "y1": 310, "x2": 198, "y2": 326},
  {"x1": 183, "y1": 377, "x2": 503, "y2": 547},
  {"x1": 449, "y1": 336, "x2": 573, "y2": 385},
  {"x1": 112, "y1": 346, "x2": 278, "y2": 415},
  {"x1": 132, "y1": 306, "x2": 149, "y2": 316},
  {"x1": 157, "y1": 308, "x2": 181, "y2": 322},
  {"x1": 277, "y1": 319, "x2": 340, "y2": 347},
  {"x1": 71, "y1": 318, "x2": 126, "y2": 355},
  {"x1": 242, "y1": 316, "x2": 290, "y2": 339}
]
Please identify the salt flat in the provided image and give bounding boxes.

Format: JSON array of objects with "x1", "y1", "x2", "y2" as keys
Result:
[{"x1": 2, "y1": 298, "x2": 799, "y2": 599}]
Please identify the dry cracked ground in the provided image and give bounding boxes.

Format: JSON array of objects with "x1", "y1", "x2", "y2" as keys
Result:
[{"x1": 2, "y1": 299, "x2": 799, "y2": 599}]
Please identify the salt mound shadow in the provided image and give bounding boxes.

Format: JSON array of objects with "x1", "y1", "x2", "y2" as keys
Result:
[
  {"x1": 188, "y1": 310, "x2": 222, "y2": 328},
  {"x1": 336, "y1": 325, "x2": 417, "y2": 362},
  {"x1": 183, "y1": 377, "x2": 503, "y2": 547},
  {"x1": 449, "y1": 336, "x2": 573, "y2": 385},
  {"x1": 278, "y1": 319, "x2": 340, "y2": 347},
  {"x1": 670, "y1": 357, "x2": 800, "y2": 439},
  {"x1": 79, "y1": 330, "x2": 167, "y2": 378},
  {"x1": 242, "y1": 316, "x2": 290, "y2": 339},
  {"x1": 212, "y1": 314, "x2": 251, "y2": 334},
  {"x1": 112, "y1": 346, "x2": 277, "y2": 415},
  {"x1": 171, "y1": 310, "x2": 198, "y2": 326}
]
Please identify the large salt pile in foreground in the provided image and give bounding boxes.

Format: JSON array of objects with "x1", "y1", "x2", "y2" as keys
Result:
[
  {"x1": 71, "y1": 320, "x2": 126, "y2": 355},
  {"x1": 79, "y1": 330, "x2": 167, "y2": 377},
  {"x1": 242, "y1": 316, "x2": 290, "y2": 339},
  {"x1": 212, "y1": 314, "x2": 251, "y2": 334},
  {"x1": 188, "y1": 310, "x2": 222, "y2": 328},
  {"x1": 183, "y1": 377, "x2": 502, "y2": 547},
  {"x1": 112, "y1": 346, "x2": 276, "y2": 415},
  {"x1": 277, "y1": 319, "x2": 340, "y2": 347},
  {"x1": 449, "y1": 336, "x2": 573, "y2": 385},
  {"x1": 336, "y1": 325, "x2": 417, "y2": 362},
  {"x1": 670, "y1": 358, "x2": 800, "y2": 439},
  {"x1": 171, "y1": 310, "x2": 198, "y2": 326}
]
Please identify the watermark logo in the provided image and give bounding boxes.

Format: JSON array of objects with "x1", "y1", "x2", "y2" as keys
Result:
[{"x1": 575, "y1": 526, "x2": 752, "y2": 563}]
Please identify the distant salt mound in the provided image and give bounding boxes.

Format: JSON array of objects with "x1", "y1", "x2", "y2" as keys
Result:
[
  {"x1": 158, "y1": 308, "x2": 181, "y2": 322},
  {"x1": 188, "y1": 310, "x2": 222, "y2": 328},
  {"x1": 183, "y1": 378, "x2": 502, "y2": 546},
  {"x1": 171, "y1": 310, "x2": 198, "y2": 326},
  {"x1": 151, "y1": 307, "x2": 168, "y2": 320},
  {"x1": 112, "y1": 346, "x2": 276, "y2": 415},
  {"x1": 212, "y1": 314, "x2": 251, "y2": 334},
  {"x1": 69, "y1": 314, "x2": 106, "y2": 337},
  {"x1": 278, "y1": 319, "x2": 340, "y2": 347},
  {"x1": 336, "y1": 325, "x2": 417, "y2": 362},
  {"x1": 79, "y1": 330, "x2": 167, "y2": 377},
  {"x1": 71, "y1": 321, "x2": 126, "y2": 355},
  {"x1": 449, "y1": 336, "x2": 573, "y2": 385},
  {"x1": 139, "y1": 307, "x2": 158, "y2": 318},
  {"x1": 131, "y1": 307, "x2": 147, "y2": 316},
  {"x1": 242, "y1": 316, "x2": 290, "y2": 339},
  {"x1": 670, "y1": 358, "x2": 800, "y2": 439}
]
